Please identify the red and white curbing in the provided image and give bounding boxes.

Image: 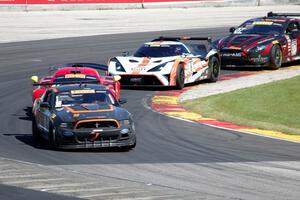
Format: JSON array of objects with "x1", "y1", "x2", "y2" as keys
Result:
[{"x1": 151, "y1": 70, "x2": 300, "y2": 143}]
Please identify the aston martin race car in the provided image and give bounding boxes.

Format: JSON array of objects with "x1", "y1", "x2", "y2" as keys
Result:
[
  {"x1": 32, "y1": 83, "x2": 136, "y2": 150},
  {"x1": 215, "y1": 12, "x2": 300, "y2": 69},
  {"x1": 108, "y1": 37, "x2": 220, "y2": 89},
  {"x1": 31, "y1": 63, "x2": 121, "y2": 102}
]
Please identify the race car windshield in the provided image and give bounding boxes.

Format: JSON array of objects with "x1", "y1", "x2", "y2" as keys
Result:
[
  {"x1": 55, "y1": 91, "x2": 115, "y2": 108},
  {"x1": 234, "y1": 22, "x2": 283, "y2": 35},
  {"x1": 133, "y1": 44, "x2": 189, "y2": 57},
  {"x1": 52, "y1": 75, "x2": 97, "y2": 84}
]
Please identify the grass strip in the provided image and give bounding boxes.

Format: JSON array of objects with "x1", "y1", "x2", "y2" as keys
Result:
[{"x1": 182, "y1": 76, "x2": 300, "y2": 135}]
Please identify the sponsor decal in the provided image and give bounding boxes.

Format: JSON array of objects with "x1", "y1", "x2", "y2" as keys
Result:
[
  {"x1": 131, "y1": 66, "x2": 146, "y2": 72},
  {"x1": 130, "y1": 77, "x2": 142, "y2": 83},
  {"x1": 265, "y1": 19, "x2": 286, "y2": 23},
  {"x1": 149, "y1": 43, "x2": 161, "y2": 47},
  {"x1": 71, "y1": 89, "x2": 95, "y2": 94},
  {"x1": 65, "y1": 74, "x2": 86, "y2": 78},
  {"x1": 253, "y1": 21, "x2": 273, "y2": 25},
  {"x1": 221, "y1": 52, "x2": 242, "y2": 57},
  {"x1": 250, "y1": 56, "x2": 268, "y2": 63}
]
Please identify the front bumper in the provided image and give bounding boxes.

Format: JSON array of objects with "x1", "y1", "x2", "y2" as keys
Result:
[
  {"x1": 220, "y1": 50, "x2": 270, "y2": 67},
  {"x1": 117, "y1": 74, "x2": 170, "y2": 86},
  {"x1": 55, "y1": 127, "x2": 136, "y2": 149}
]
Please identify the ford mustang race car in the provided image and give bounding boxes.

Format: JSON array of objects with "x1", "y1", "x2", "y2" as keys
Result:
[
  {"x1": 108, "y1": 37, "x2": 220, "y2": 89},
  {"x1": 32, "y1": 83, "x2": 136, "y2": 150},
  {"x1": 215, "y1": 12, "x2": 300, "y2": 69},
  {"x1": 31, "y1": 63, "x2": 121, "y2": 102}
]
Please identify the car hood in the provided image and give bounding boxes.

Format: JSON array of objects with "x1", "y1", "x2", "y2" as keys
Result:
[
  {"x1": 219, "y1": 34, "x2": 275, "y2": 50},
  {"x1": 55, "y1": 103, "x2": 129, "y2": 122},
  {"x1": 116, "y1": 56, "x2": 178, "y2": 73}
]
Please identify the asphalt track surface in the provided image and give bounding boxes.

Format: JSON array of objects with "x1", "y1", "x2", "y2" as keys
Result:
[{"x1": 0, "y1": 27, "x2": 300, "y2": 199}]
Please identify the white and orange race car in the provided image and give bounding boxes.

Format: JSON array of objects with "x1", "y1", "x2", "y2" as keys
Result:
[{"x1": 108, "y1": 37, "x2": 221, "y2": 89}]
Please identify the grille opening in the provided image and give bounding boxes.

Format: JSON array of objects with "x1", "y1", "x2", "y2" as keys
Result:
[
  {"x1": 75, "y1": 120, "x2": 119, "y2": 129},
  {"x1": 120, "y1": 75, "x2": 163, "y2": 86},
  {"x1": 77, "y1": 135, "x2": 119, "y2": 142}
]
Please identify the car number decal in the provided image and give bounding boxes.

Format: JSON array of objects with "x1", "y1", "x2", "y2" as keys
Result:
[{"x1": 292, "y1": 39, "x2": 297, "y2": 56}]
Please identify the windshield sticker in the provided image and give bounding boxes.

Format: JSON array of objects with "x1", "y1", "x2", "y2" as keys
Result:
[
  {"x1": 265, "y1": 19, "x2": 286, "y2": 23},
  {"x1": 65, "y1": 74, "x2": 86, "y2": 78},
  {"x1": 253, "y1": 21, "x2": 273, "y2": 25},
  {"x1": 71, "y1": 89, "x2": 95, "y2": 94}
]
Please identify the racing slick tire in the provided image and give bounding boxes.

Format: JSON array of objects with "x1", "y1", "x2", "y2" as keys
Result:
[
  {"x1": 208, "y1": 56, "x2": 220, "y2": 82},
  {"x1": 49, "y1": 124, "x2": 59, "y2": 149},
  {"x1": 32, "y1": 117, "x2": 42, "y2": 143},
  {"x1": 175, "y1": 64, "x2": 185, "y2": 89},
  {"x1": 121, "y1": 138, "x2": 136, "y2": 152},
  {"x1": 269, "y1": 45, "x2": 282, "y2": 70}
]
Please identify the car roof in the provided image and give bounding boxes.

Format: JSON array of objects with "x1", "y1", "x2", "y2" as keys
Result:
[
  {"x1": 53, "y1": 84, "x2": 107, "y2": 93},
  {"x1": 53, "y1": 67, "x2": 99, "y2": 77},
  {"x1": 144, "y1": 41, "x2": 184, "y2": 46},
  {"x1": 249, "y1": 16, "x2": 297, "y2": 23}
]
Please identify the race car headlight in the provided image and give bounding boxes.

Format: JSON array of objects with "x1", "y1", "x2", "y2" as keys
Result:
[
  {"x1": 110, "y1": 58, "x2": 125, "y2": 72},
  {"x1": 148, "y1": 63, "x2": 167, "y2": 72},
  {"x1": 59, "y1": 122, "x2": 73, "y2": 129},
  {"x1": 119, "y1": 119, "x2": 131, "y2": 127},
  {"x1": 249, "y1": 45, "x2": 267, "y2": 53}
]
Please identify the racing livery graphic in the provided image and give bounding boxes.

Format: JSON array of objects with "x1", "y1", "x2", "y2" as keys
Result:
[
  {"x1": 215, "y1": 12, "x2": 300, "y2": 69},
  {"x1": 108, "y1": 37, "x2": 220, "y2": 89},
  {"x1": 32, "y1": 84, "x2": 136, "y2": 150}
]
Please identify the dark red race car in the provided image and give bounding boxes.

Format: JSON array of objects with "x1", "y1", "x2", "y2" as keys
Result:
[
  {"x1": 215, "y1": 12, "x2": 300, "y2": 69},
  {"x1": 31, "y1": 63, "x2": 121, "y2": 102}
]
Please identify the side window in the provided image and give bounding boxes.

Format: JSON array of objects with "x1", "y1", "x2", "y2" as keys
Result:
[{"x1": 286, "y1": 22, "x2": 299, "y2": 34}]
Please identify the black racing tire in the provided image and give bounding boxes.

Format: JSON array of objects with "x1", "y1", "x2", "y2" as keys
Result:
[
  {"x1": 269, "y1": 44, "x2": 282, "y2": 70},
  {"x1": 208, "y1": 56, "x2": 220, "y2": 82},
  {"x1": 49, "y1": 124, "x2": 58, "y2": 149},
  {"x1": 175, "y1": 64, "x2": 185, "y2": 89},
  {"x1": 32, "y1": 117, "x2": 42, "y2": 143},
  {"x1": 121, "y1": 138, "x2": 136, "y2": 152}
]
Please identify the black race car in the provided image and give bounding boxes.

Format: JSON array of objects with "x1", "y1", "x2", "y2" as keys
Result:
[
  {"x1": 215, "y1": 12, "x2": 300, "y2": 69},
  {"x1": 32, "y1": 84, "x2": 136, "y2": 150}
]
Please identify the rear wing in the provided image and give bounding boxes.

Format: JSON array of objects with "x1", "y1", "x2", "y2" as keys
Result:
[
  {"x1": 33, "y1": 80, "x2": 101, "y2": 86},
  {"x1": 50, "y1": 63, "x2": 108, "y2": 75},
  {"x1": 152, "y1": 36, "x2": 212, "y2": 43},
  {"x1": 267, "y1": 12, "x2": 300, "y2": 17}
]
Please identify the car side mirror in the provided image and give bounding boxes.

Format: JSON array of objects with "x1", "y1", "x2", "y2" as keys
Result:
[
  {"x1": 31, "y1": 75, "x2": 39, "y2": 84},
  {"x1": 40, "y1": 102, "x2": 50, "y2": 109},
  {"x1": 122, "y1": 51, "x2": 129, "y2": 56},
  {"x1": 119, "y1": 98, "x2": 127, "y2": 104},
  {"x1": 229, "y1": 27, "x2": 236, "y2": 33}
]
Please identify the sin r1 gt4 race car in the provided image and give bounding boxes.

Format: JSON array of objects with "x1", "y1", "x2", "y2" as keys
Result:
[
  {"x1": 215, "y1": 12, "x2": 300, "y2": 69},
  {"x1": 31, "y1": 63, "x2": 121, "y2": 102},
  {"x1": 108, "y1": 37, "x2": 221, "y2": 89},
  {"x1": 32, "y1": 83, "x2": 136, "y2": 150}
]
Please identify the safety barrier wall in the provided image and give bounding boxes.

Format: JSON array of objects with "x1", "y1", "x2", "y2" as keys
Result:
[
  {"x1": 0, "y1": 0, "x2": 221, "y2": 4},
  {"x1": 1, "y1": 0, "x2": 299, "y2": 4}
]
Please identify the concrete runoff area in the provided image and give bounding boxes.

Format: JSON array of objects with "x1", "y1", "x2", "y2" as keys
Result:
[{"x1": 0, "y1": 5, "x2": 299, "y2": 43}]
